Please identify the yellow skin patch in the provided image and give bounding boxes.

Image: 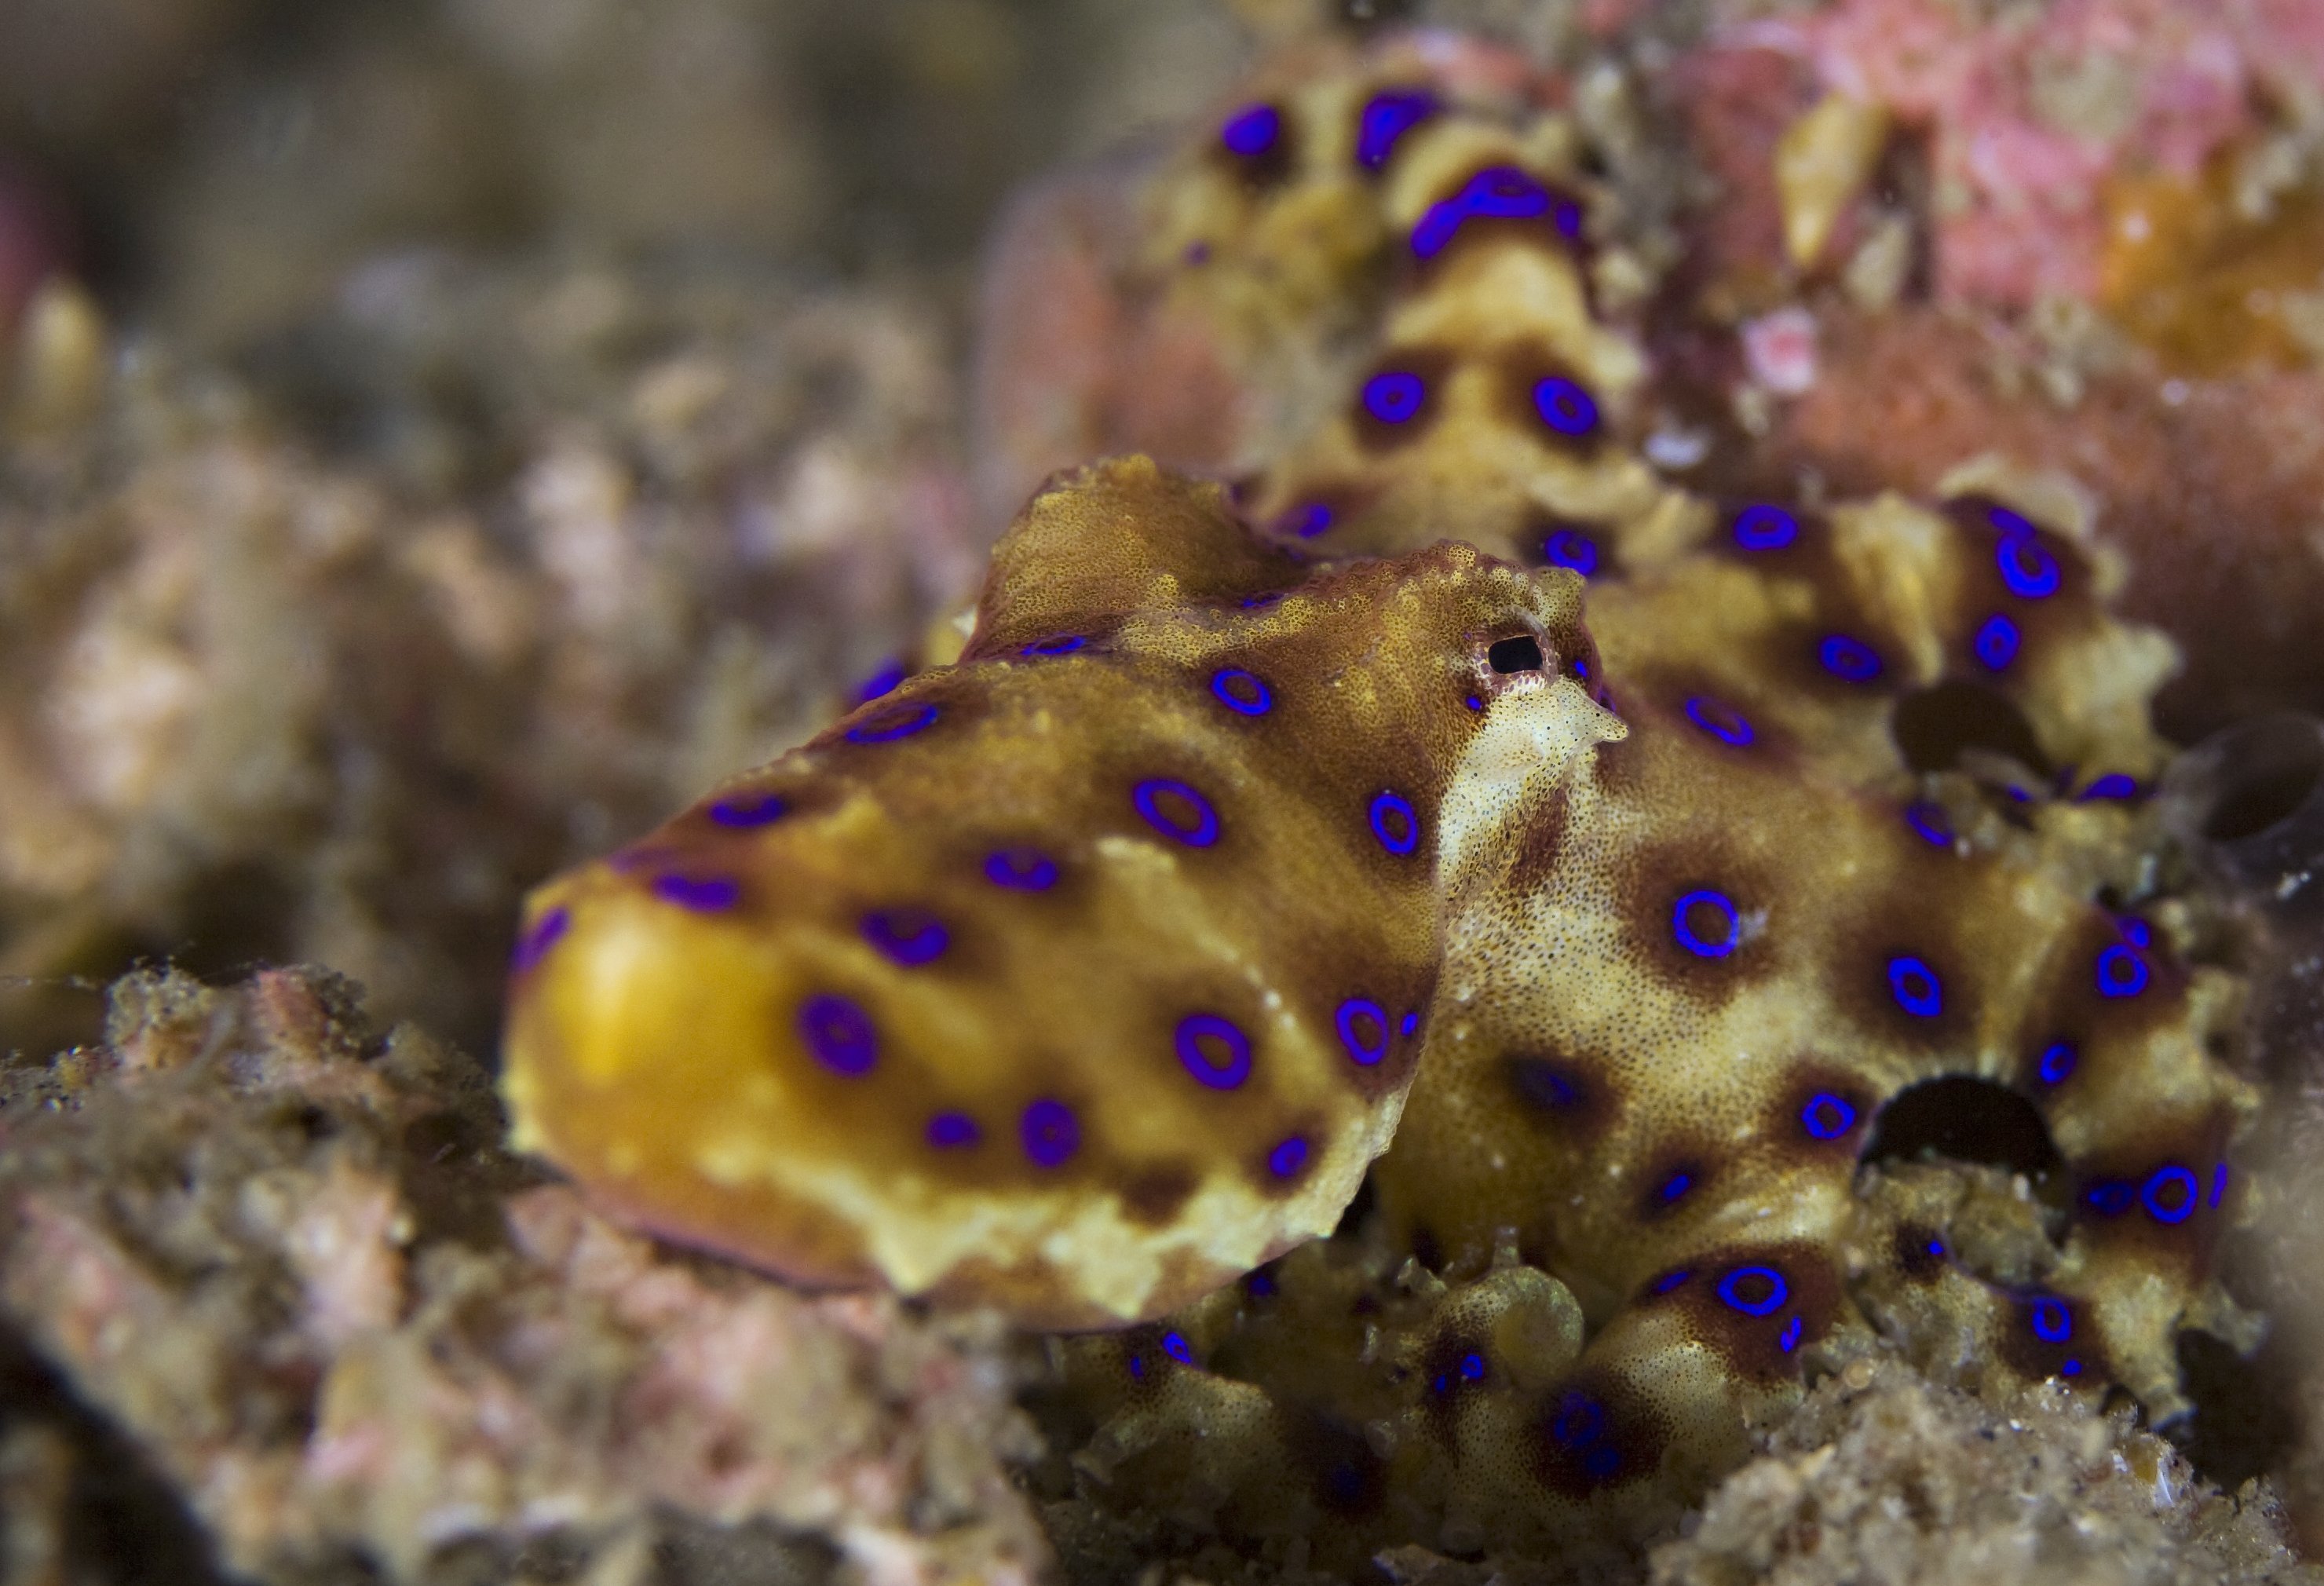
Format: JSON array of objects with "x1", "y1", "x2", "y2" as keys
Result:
[
  {"x1": 503, "y1": 457, "x2": 1613, "y2": 1329},
  {"x1": 507, "y1": 32, "x2": 2267, "y2": 1564}
]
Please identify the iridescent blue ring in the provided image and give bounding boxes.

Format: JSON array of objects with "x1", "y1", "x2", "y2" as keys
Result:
[
  {"x1": 1175, "y1": 1013, "x2": 1254, "y2": 1091},
  {"x1": 1409, "y1": 166, "x2": 1569, "y2": 261},
  {"x1": 2143, "y1": 1164, "x2": 2198, "y2": 1225},
  {"x1": 512, "y1": 906, "x2": 570, "y2": 973},
  {"x1": 1887, "y1": 956, "x2": 1942, "y2": 1017},
  {"x1": 2085, "y1": 1180, "x2": 2136, "y2": 1215},
  {"x1": 1161, "y1": 1330, "x2": 1195, "y2": 1365},
  {"x1": 653, "y1": 874, "x2": 740, "y2": 912},
  {"x1": 1267, "y1": 1136, "x2": 1309, "y2": 1178},
  {"x1": 1336, "y1": 997, "x2": 1391, "y2": 1065},
  {"x1": 2037, "y1": 1040, "x2": 2077, "y2": 1084},
  {"x1": 1542, "y1": 527, "x2": 1599, "y2": 576},
  {"x1": 861, "y1": 909, "x2": 948, "y2": 966},
  {"x1": 1368, "y1": 790, "x2": 1420, "y2": 855},
  {"x1": 709, "y1": 792, "x2": 787, "y2": 828},
  {"x1": 1905, "y1": 801, "x2": 1953, "y2": 849},
  {"x1": 1220, "y1": 103, "x2": 1281, "y2": 159},
  {"x1": 1021, "y1": 634, "x2": 1087, "y2": 657},
  {"x1": 1211, "y1": 667, "x2": 1273, "y2": 716},
  {"x1": 1672, "y1": 890, "x2": 1741, "y2": 959},
  {"x1": 1779, "y1": 1317, "x2": 1804, "y2": 1353},
  {"x1": 2096, "y1": 945, "x2": 2150, "y2": 999},
  {"x1": 1533, "y1": 377, "x2": 1600, "y2": 438},
  {"x1": 984, "y1": 846, "x2": 1058, "y2": 890},
  {"x1": 1802, "y1": 1092, "x2": 1856, "y2": 1139},
  {"x1": 1651, "y1": 1268, "x2": 1691, "y2": 1295},
  {"x1": 1996, "y1": 532, "x2": 2062, "y2": 598},
  {"x1": 798, "y1": 994, "x2": 878, "y2": 1077},
  {"x1": 926, "y1": 1112, "x2": 980, "y2": 1148},
  {"x1": 1020, "y1": 1098, "x2": 1080, "y2": 1168},
  {"x1": 1550, "y1": 1394, "x2": 1605, "y2": 1448},
  {"x1": 1818, "y1": 634, "x2": 1883, "y2": 682},
  {"x1": 1685, "y1": 696, "x2": 1754, "y2": 747},
  {"x1": 2079, "y1": 773, "x2": 2137, "y2": 801},
  {"x1": 2030, "y1": 1297, "x2": 2071, "y2": 1343},
  {"x1": 1278, "y1": 501, "x2": 1335, "y2": 539},
  {"x1": 1731, "y1": 504, "x2": 1798, "y2": 550},
  {"x1": 1134, "y1": 779, "x2": 1221, "y2": 847},
  {"x1": 1656, "y1": 1171, "x2": 1694, "y2": 1204},
  {"x1": 1973, "y1": 613, "x2": 2020, "y2": 671},
  {"x1": 1356, "y1": 90, "x2": 1437, "y2": 169},
  {"x1": 846, "y1": 702, "x2": 938, "y2": 744},
  {"x1": 1716, "y1": 1265, "x2": 1789, "y2": 1317},
  {"x1": 1363, "y1": 370, "x2": 1427, "y2": 425}
]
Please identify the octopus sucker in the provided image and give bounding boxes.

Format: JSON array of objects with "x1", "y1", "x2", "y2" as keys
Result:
[{"x1": 504, "y1": 23, "x2": 2292, "y2": 1571}]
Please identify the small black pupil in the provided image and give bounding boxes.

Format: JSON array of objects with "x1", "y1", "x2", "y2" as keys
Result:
[{"x1": 1489, "y1": 636, "x2": 1544, "y2": 673}]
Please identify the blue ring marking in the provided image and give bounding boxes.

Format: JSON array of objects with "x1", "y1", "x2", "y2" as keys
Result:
[
  {"x1": 1779, "y1": 1316, "x2": 1803, "y2": 1354},
  {"x1": 1356, "y1": 89, "x2": 1438, "y2": 169},
  {"x1": 799, "y1": 994, "x2": 878, "y2": 1076},
  {"x1": 2079, "y1": 773, "x2": 2138, "y2": 801},
  {"x1": 1134, "y1": 779, "x2": 1222, "y2": 847},
  {"x1": 2060, "y1": 1358, "x2": 2084, "y2": 1378},
  {"x1": 1126, "y1": 1354, "x2": 1145, "y2": 1380},
  {"x1": 512, "y1": 906, "x2": 570, "y2": 972},
  {"x1": 2116, "y1": 916, "x2": 2153, "y2": 948},
  {"x1": 1550, "y1": 1395, "x2": 1605, "y2": 1448},
  {"x1": 2209, "y1": 1164, "x2": 2229, "y2": 1208},
  {"x1": 1220, "y1": 103, "x2": 1281, "y2": 158},
  {"x1": 1267, "y1": 1136, "x2": 1309, "y2": 1178},
  {"x1": 2143, "y1": 1164, "x2": 2198, "y2": 1225},
  {"x1": 1362, "y1": 369, "x2": 1427, "y2": 425},
  {"x1": 1802, "y1": 1092, "x2": 1857, "y2": 1139},
  {"x1": 1460, "y1": 1352, "x2": 1487, "y2": 1381},
  {"x1": 1542, "y1": 527, "x2": 1599, "y2": 576},
  {"x1": 709, "y1": 792, "x2": 787, "y2": 828},
  {"x1": 1973, "y1": 612, "x2": 2021, "y2": 671},
  {"x1": 2084, "y1": 1179, "x2": 2136, "y2": 1216},
  {"x1": 862, "y1": 910, "x2": 948, "y2": 967},
  {"x1": 846, "y1": 702, "x2": 938, "y2": 744},
  {"x1": 984, "y1": 846, "x2": 1058, "y2": 891},
  {"x1": 2095, "y1": 944, "x2": 2150, "y2": 999},
  {"x1": 1278, "y1": 501, "x2": 1334, "y2": 539},
  {"x1": 1020, "y1": 1098, "x2": 1080, "y2": 1168},
  {"x1": 652, "y1": 874, "x2": 740, "y2": 912},
  {"x1": 1399, "y1": 1010, "x2": 1420, "y2": 1037},
  {"x1": 926, "y1": 1112, "x2": 980, "y2": 1148},
  {"x1": 1716, "y1": 1266, "x2": 1789, "y2": 1317},
  {"x1": 1672, "y1": 890, "x2": 1741, "y2": 959},
  {"x1": 1240, "y1": 590, "x2": 1285, "y2": 609},
  {"x1": 2030, "y1": 1297, "x2": 2071, "y2": 1343},
  {"x1": 1410, "y1": 166, "x2": 1574, "y2": 260},
  {"x1": 1175, "y1": 1013, "x2": 1255, "y2": 1091},
  {"x1": 1685, "y1": 696, "x2": 1755, "y2": 746},
  {"x1": 1652, "y1": 1268, "x2": 1692, "y2": 1295},
  {"x1": 1818, "y1": 634, "x2": 1884, "y2": 682},
  {"x1": 1510, "y1": 1058, "x2": 1580, "y2": 1111},
  {"x1": 1369, "y1": 790, "x2": 1420, "y2": 855},
  {"x1": 2037, "y1": 1040, "x2": 2078, "y2": 1085},
  {"x1": 856, "y1": 658, "x2": 905, "y2": 702},
  {"x1": 1731, "y1": 503, "x2": 1799, "y2": 550},
  {"x1": 1336, "y1": 997, "x2": 1391, "y2": 1065},
  {"x1": 1887, "y1": 956, "x2": 1943, "y2": 1018},
  {"x1": 1210, "y1": 667, "x2": 1273, "y2": 716},
  {"x1": 1021, "y1": 634, "x2": 1087, "y2": 657},
  {"x1": 1162, "y1": 1330, "x2": 1195, "y2": 1365},
  {"x1": 1533, "y1": 376, "x2": 1601, "y2": 438},
  {"x1": 1996, "y1": 531, "x2": 2063, "y2": 598},
  {"x1": 1656, "y1": 1171, "x2": 1694, "y2": 1204},
  {"x1": 1582, "y1": 1445, "x2": 1621, "y2": 1478},
  {"x1": 1924, "y1": 1237, "x2": 1946, "y2": 1259},
  {"x1": 1463, "y1": 693, "x2": 1485, "y2": 712},
  {"x1": 1246, "y1": 1270, "x2": 1277, "y2": 1298},
  {"x1": 1905, "y1": 801, "x2": 1953, "y2": 849}
]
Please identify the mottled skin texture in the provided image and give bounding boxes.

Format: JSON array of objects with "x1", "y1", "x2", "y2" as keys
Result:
[
  {"x1": 504, "y1": 457, "x2": 1611, "y2": 1328},
  {"x1": 508, "y1": 29, "x2": 2275, "y2": 1570}
]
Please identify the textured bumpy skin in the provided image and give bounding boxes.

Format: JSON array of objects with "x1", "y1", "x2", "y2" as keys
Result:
[
  {"x1": 1024, "y1": 36, "x2": 2264, "y2": 1562},
  {"x1": 509, "y1": 28, "x2": 2274, "y2": 1567},
  {"x1": 502, "y1": 457, "x2": 1613, "y2": 1328}
]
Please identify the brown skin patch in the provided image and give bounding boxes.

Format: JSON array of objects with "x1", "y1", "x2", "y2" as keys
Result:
[
  {"x1": 1526, "y1": 1364, "x2": 1672, "y2": 1498},
  {"x1": 1997, "y1": 1290, "x2": 2111, "y2": 1389},
  {"x1": 1500, "y1": 783, "x2": 1573, "y2": 899},
  {"x1": 1613, "y1": 845, "x2": 1781, "y2": 1012},
  {"x1": 1643, "y1": 1244, "x2": 1840, "y2": 1385},
  {"x1": 1894, "y1": 1224, "x2": 1949, "y2": 1282},
  {"x1": 1350, "y1": 346, "x2": 1456, "y2": 453},
  {"x1": 1829, "y1": 901, "x2": 1976, "y2": 1049},
  {"x1": 1417, "y1": 1328, "x2": 1492, "y2": 1447},
  {"x1": 1121, "y1": 1164, "x2": 1201, "y2": 1226},
  {"x1": 1503, "y1": 1050, "x2": 1624, "y2": 1149},
  {"x1": 1286, "y1": 1406, "x2": 1391, "y2": 1518},
  {"x1": 2069, "y1": 1107, "x2": 2240, "y2": 1270},
  {"x1": 1635, "y1": 1150, "x2": 1716, "y2": 1223}
]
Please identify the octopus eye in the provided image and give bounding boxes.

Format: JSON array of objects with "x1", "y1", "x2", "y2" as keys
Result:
[{"x1": 1488, "y1": 635, "x2": 1545, "y2": 674}]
